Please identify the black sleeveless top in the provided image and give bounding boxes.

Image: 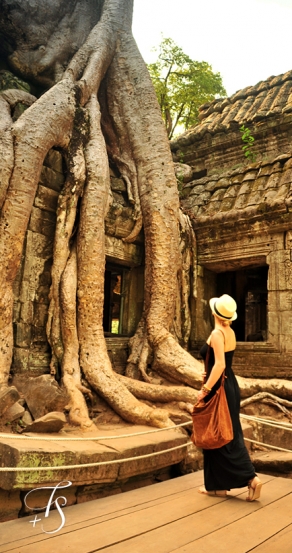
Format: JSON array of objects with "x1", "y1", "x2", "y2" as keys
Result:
[{"x1": 200, "y1": 342, "x2": 240, "y2": 433}]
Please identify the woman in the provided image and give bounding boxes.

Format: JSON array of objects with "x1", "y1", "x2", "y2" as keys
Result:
[{"x1": 196, "y1": 294, "x2": 262, "y2": 501}]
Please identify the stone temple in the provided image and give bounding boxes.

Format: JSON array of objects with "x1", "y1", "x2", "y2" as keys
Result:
[
  {"x1": 9, "y1": 68, "x2": 292, "y2": 382},
  {"x1": 171, "y1": 69, "x2": 292, "y2": 380}
]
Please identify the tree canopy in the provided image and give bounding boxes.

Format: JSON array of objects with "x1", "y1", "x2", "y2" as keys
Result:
[{"x1": 148, "y1": 37, "x2": 226, "y2": 139}]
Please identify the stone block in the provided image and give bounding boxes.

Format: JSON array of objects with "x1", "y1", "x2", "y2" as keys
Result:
[
  {"x1": 278, "y1": 310, "x2": 292, "y2": 339},
  {"x1": 0, "y1": 489, "x2": 21, "y2": 522},
  {"x1": 20, "y1": 301, "x2": 34, "y2": 324},
  {"x1": 14, "y1": 322, "x2": 32, "y2": 348},
  {"x1": 13, "y1": 375, "x2": 68, "y2": 420},
  {"x1": 28, "y1": 206, "x2": 56, "y2": 237},
  {"x1": 112, "y1": 191, "x2": 128, "y2": 206},
  {"x1": 33, "y1": 303, "x2": 48, "y2": 327},
  {"x1": 43, "y1": 149, "x2": 64, "y2": 174},
  {"x1": 39, "y1": 165, "x2": 64, "y2": 192},
  {"x1": 0, "y1": 387, "x2": 20, "y2": 416},
  {"x1": 266, "y1": 290, "x2": 277, "y2": 312},
  {"x1": 34, "y1": 184, "x2": 59, "y2": 213},
  {"x1": 12, "y1": 348, "x2": 30, "y2": 372},
  {"x1": 24, "y1": 229, "x2": 53, "y2": 262},
  {"x1": 266, "y1": 312, "x2": 280, "y2": 341},
  {"x1": 110, "y1": 177, "x2": 127, "y2": 192},
  {"x1": 31, "y1": 327, "x2": 48, "y2": 347},
  {"x1": 23, "y1": 412, "x2": 66, "y2": 433},
  {"x1": 12, "y1": 300, "x2": 21, "y2": 320},
  {"x1": 106, "y1": 428, "x2": 188, "y2": 481},
  {"x1": 267, "y1": 249, "x2": 290, "y2": 291},
  {"x1": 3, "y1": 402, "x2": 25, "y2": 423},
  {"x1": 104, "y1": 235, "x2": 143, "y2": 267},
  {"x1": 121, "y1": 475, "x2": 155, "y2": 492},
  {"x1": 28, "y1": 351, "x2": 51, "y2": 370},
  {"x1": 22, "y1": 410, "x2": 33, "y2": 426},
  {"x1": 178, "y1": 443, "x2": 204, "y2": 474},
  {"x1": 269, "y1": 290, "x2": 292, "y2": 312},
  {"x1": 0, "y1": 437, "x2": 120, "y2": 491}
]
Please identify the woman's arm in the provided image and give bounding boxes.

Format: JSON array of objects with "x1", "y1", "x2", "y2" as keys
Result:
[
  {"x1": 196, "y1": 330, "x2": 225, "y2": 401},
  {"x1": 205, "y1": 330, "x2": 225, "y2": 388}
]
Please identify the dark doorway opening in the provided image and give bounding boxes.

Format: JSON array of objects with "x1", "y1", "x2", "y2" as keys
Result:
[
  {"x1": 103, "y1": 264, "x2": 127, "y2": 335},
  {"x1": 217, "y1": 265, "x2": 268, "y2": 341}
]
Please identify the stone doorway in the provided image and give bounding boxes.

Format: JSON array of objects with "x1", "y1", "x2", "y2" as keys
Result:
[
  {"x1": 103, "y1": 264, "x2": 129, "y2": 335},
  {"x1": 216, "y1": 265, "x2": 268, "y2": 342}
]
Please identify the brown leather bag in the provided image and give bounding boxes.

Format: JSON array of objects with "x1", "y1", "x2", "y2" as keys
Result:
[{"x1": 191, "y1": 345, "x2": 233, "y2": 449}]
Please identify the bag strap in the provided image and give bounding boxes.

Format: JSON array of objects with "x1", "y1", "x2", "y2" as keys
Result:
[{"x1": 203, "y1": 344, "x2": 210, "y2": 383}]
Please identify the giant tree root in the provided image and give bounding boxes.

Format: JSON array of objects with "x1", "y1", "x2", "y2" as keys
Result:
[
  {"x1": 237, "y1": 376, "x2": 292, "y2": 401},
  {"x1": 60, "y1": 246, "x2": 94, "y2": 429},
  {"x1": 117, "y1": 374, "x2": 198, "y2": 404},
  {"x1": 241, "y1": 392, "x2": 292, "y2": 421}
]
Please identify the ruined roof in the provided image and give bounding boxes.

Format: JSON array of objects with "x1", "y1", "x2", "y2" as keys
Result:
[
  {"x1": 181, "y1": 152, "x2": 292, "y2": 228},
  {"x1": 171, "y1": 70, "x2": 292, "y2": 149}
]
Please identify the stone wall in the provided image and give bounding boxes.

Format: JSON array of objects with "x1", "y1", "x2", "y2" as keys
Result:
[
  {"x1": 189, "y1": 220, "x2": 292, "y2": 379},
  {"x1": 12, "y1": 149, "x2": 144, "y2": 376},
  {"x1": 173, "y1": 73, "x2": 292, "y2": 380},
  {"x1": 12, "y1": 150, "x2": 63, "y2": 374}
]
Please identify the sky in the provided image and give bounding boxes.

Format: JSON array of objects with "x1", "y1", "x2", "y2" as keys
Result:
[{"x1": 132, "y1": 0, "x2": 292, "y2": 97}]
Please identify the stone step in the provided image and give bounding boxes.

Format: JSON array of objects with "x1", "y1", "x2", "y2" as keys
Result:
[{"x1": 251, "y1": 450, "x2": 292, "y2": 478}]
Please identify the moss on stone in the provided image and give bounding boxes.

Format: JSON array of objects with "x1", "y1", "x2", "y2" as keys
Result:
[{"x1": 0, "y1": 70, "x2": 31, "y2": 93}]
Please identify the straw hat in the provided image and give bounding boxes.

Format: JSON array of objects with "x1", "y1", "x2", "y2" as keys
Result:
[{"x1": 209, "y1": 294, "x2": 237, "y2": 321}]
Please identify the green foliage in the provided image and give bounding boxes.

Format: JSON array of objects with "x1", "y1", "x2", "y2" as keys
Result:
[
  {"x1": 240, "y1": 124, "x2": 256, "y2": 162},
  {"x1": 147, "y1": 37, "x2": 226, "y2": 139}
]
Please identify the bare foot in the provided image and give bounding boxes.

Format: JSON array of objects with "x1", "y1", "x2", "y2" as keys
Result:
[{"x1": 198, "y1": 487, "x2": 227, "y2": 497}]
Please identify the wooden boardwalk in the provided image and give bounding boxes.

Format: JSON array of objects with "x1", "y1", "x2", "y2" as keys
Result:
[{"x1": 0, "y1": 471, "x2": 292, "y2": 552}]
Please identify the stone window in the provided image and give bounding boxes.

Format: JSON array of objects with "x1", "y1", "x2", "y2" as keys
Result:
[
  {"x1": 216, "y1": 265, "x2": 268, "y2": 342},
  {"x1": 103, "y1": 264, "x2": 128, "y2": 335}
]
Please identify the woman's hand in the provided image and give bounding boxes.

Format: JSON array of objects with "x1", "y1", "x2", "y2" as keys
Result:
[{"x1": 196, "y1": 388, "x2": 208, "y2": 402}]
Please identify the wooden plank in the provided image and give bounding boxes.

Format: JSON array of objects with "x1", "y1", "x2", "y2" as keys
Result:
[
  {"x1": 94, "y1": 475, "x2": 285, "y2": 553},
  {"x1": 0, "y1": 472, "x2": 203, "y2": 551},
  {"x1": 1, "y1": 483, "x2": 214, "y2": 552},
  {"x1": 252, "y1": 524, "x2": 292, "y2": 553},
  {"x1": 0, "y1": 473, "x2": 276, "y2": 553},
  {"x1": 170, "y1": 479, "x2": 292, "y2": 553}
]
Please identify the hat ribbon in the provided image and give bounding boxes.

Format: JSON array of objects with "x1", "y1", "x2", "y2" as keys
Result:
[{"x1": 214, "y1": 302, "x2": 233, "y2": 320}]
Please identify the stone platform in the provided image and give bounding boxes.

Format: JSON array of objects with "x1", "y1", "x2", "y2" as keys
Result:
[{"x1": 0, "y1": 424, "x2": 189, "y2": 522}]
